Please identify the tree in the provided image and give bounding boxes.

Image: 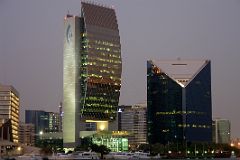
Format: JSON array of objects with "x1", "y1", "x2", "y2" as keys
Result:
[
  {"x1": 90, "y1": 144, "x2": 111, "y2": 159},
  {"x1": 37, "y1": 139, "x2": 63, "y2": 153},
  {"x1": 40, "y1": 146, "x2": 52, "y2": 155},
  {"x1": 151, "y1": 143, "x2": 165, "y2": 155},
  {"x1": 75, "y1": 137, "x2": 92, "y2": 151},
  {"x1": 138, "y1": 144, "x2": 150, "y2": 152}
]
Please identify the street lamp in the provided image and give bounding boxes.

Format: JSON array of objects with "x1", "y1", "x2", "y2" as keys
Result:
[
  {"x1": 174, "y1": 135, "x2": 178, "y2": 152},
  {"x1": 196, "y1": 150, "x2": 199, "y2": 155},
  {"x1": 17, "y1": 147, "x2": 21, "y2": 151},
  {"x1": 17, "y1": 146, "x2": 22, "y2": 155},
  {"x1": 39, "y1": 131, "x2": 43, "y2": 140}
]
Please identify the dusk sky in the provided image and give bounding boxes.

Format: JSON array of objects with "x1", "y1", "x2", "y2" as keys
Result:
[{"x1": 0, "y1": 0, "x2": 240, "y2": 137}]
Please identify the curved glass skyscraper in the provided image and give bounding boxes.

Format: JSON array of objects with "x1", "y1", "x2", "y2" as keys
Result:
[{"x1": 63, "y1": 2, "x2": 121, "y2": 147}]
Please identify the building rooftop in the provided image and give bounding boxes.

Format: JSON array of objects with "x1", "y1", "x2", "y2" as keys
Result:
[
  {"x1": 0, "y1": 83, "x2": 19, "y2": 96},
  {"x1": 81, "y1": 1, "x2": 118, "y2": 30},
  {"x1": 150, "y1": 59, "x2": 210, "y2": 87}
]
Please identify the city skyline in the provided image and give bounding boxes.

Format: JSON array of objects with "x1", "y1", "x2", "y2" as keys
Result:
[{"x1": 1, "y1": 0, "x2": 240, "y2": 138}]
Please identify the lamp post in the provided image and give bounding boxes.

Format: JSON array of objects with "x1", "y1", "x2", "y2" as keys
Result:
[
  {"x1": 174, "y1": 135, "x2": 178, "y2": 153},
  {"x1": 202, "y1": 144, "x2": 204, "y2": 157},
  {"x1": 167, "y1": 141, "x2": 169, "y2": 153},
  {"x1": 194, "y1": 144, "x2": 197, "y2": 157},
  {"x1": 184, "y1": 137, "x2": 187, "y2": 157},
  {"x1": 17, "y1": 146, "x2": 22, "y2": 155},
  {"x1": 39, "y1": 131, "x2": 43, "y2": 140}
]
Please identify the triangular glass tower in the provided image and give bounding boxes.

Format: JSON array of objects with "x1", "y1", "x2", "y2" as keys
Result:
[{"x1": 147, "y1": 59, "x2": 212, "y2": 144}]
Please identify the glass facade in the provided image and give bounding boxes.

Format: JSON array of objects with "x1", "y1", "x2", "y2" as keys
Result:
[
  {"x1": 147, "y1": 60, "x2": 212, "y2": 145},
  {"x1": 79, "y1": 3, "x2": 121, "y2": 120},
  {"x1": 25, "y1": 110, "x2": 49, "y2": 134},
  {"x1": 63, "y1": 2, "x2": 121, "y2": 147},
  {"x1": 185, "y1": 62, "x2": 212, "y2": 142},
  {"x1": 25, "y1": 110, "x2": 61, "y2": 134},
  {"x1": 147, "y1": 62, "x2": 183, "y2": 144}
]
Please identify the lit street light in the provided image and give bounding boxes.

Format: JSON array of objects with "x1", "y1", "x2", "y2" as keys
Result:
[{"x1": 39, "y1": 131, "x2": 43, "y2": 140}]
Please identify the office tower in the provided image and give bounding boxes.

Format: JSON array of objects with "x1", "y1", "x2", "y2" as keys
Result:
[
  {"x1": 120, "y1": 103, "x2": 147, "y2": 147},
  {"x1": 147, "y1": 59, "x2": 212, "y2": 144},
  {"x1": 19, "y1": 123, "x2": 35, "y2": 146},
  {"x1": 48, "y1": 112, "x2": 61, "y2": 133},
  {"x1": 212, "y1": 118, "x2": 230, "y2": 144},
  {"x1": 117, "y1": 105, "x2": 131, "y2": 131},
  {"x1": 63, "y1": 2, "x2": 121, "y2": 147},
  {"x1": 25, "y1": 110, "x2": 61, "y2": 134},
  {"x1": 25, "y1": 110, "x2": 49, "y2": 135},
  {"x1": 0, "y1": 84, "x2": 20, "y2": 143},
  {"x1": 118, "y1": 105, "x2": 132, "y2": 131}
]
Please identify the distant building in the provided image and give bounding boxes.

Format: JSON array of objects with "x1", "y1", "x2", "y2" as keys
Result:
[
  {"x1": 25, "y1": 110, "x2": 49, "y2": 135},
  {"x1": 118, "y1": 105, "x2": 131, "y2": 131},
  {"x1": 25, "y1": 110, "x2": 61, "y2": 134},
  {"x1": 212, "y1": 118, "x2": 230, "y2": 144},
  {"x1": 131, "y1": 103, "x2": 147, "y2": 145},
  {"x1": 63, "y1": 2, "x2": 122, "y2": 147},
  {"x1": 0, "y1": 84, "x2": 20, "y2": 143},
  {"x1": 119, "y1": 103, "x2": 147, "y2": 147},
  {"x1": 47, "y1": 112, "x2": 61, "y2": 133},
  {"x1": 19, "y1": 123, "x2": 35, "y2": 146},
  {"x1": 147, "y1": 59, "x2": 212, "y2": 144}
]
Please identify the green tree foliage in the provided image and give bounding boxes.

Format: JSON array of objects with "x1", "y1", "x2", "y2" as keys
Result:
[
  {"x1": 90, "y1": 144, "x2": 111, "y2": 159},
  {"x1": 75, "y1": 137, "x2": 93, "y2": 151},
  {"x1": 37, "y1": 139, "x2": 63, "y2": 153}
]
